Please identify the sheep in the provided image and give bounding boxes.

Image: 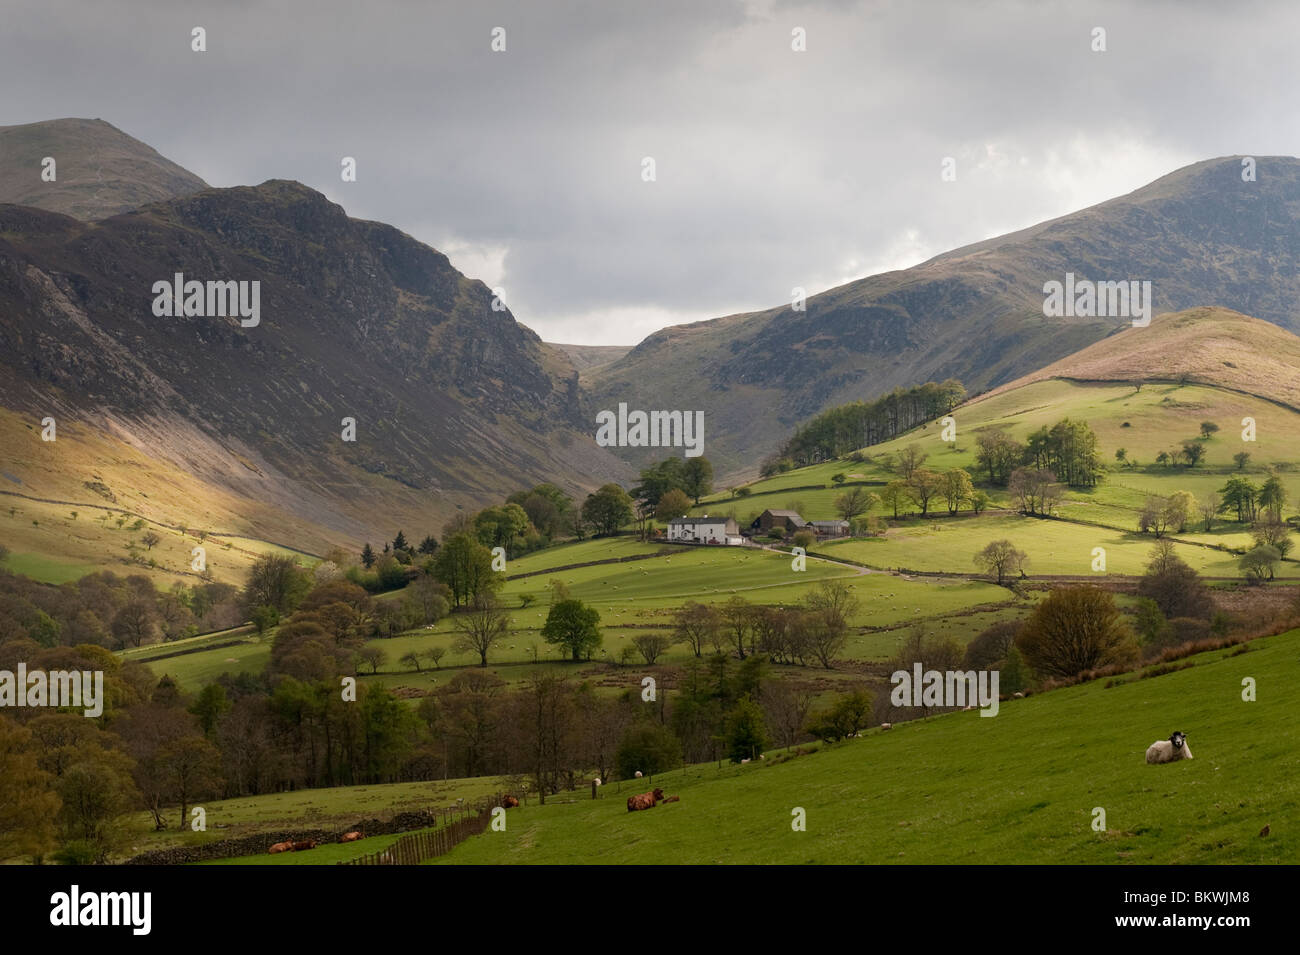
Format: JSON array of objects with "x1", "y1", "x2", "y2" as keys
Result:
[
  {"x1": 634, "y1": 770, "x2": 643, "y2": 778},
  {"x1": 1146, "y1": 731, "x2": 1193, "y2": 764},
  {"x1": 880, "y1": 722, "x2": 892, "y2": 730}
]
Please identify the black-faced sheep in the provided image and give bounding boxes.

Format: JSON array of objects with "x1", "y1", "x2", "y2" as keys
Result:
[{"x1": 1145, "y1": 730, "x2": 1193, "y2": 764}]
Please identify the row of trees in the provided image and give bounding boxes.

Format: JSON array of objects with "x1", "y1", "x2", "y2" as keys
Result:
[{"x1": 771, "y1": 379, "x2": 967, "y2": 468}]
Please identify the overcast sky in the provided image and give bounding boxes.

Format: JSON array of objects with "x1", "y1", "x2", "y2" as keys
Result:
[{"x1": 6, "y1": 0, "x2": 1300, "y2": 345}]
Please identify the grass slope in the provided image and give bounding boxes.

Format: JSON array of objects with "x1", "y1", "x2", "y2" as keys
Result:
[{"x1": 434, "y1": 631, "x2": 1299, "y2": 864}]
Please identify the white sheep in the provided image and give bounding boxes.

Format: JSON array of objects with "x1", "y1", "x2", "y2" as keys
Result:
[
  {"x1": 593, "y1": 778, "x2": 602, "y2": 787},
  {"x1": 634, "y1": 770, "x2": 643, "y2": 778},
  {"x1": 1146, "y1": 731, "x2": 1193, "y2": 764},
  {"x1": 880, "y1": 722, "x2": 892, "y2": 730}
]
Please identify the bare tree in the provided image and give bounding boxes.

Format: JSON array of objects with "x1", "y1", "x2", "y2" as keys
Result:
[
  {"x1": 452, "y1": 592, "x2": 509, "y2": 667},
  {"x1": 974, "y1": 539, "x2": 1027, "y2": 585}
]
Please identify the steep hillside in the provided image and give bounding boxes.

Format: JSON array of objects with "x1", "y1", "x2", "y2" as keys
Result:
[
  {"x1": 0, "y1": 118, "x2": 209, "y2": 220},
  {"x1": 592, "y1": 156, "x2": 1300, "y2": 477},
  {"x1": 0, "y1": 176, "x2": 630, "y2": 559}
]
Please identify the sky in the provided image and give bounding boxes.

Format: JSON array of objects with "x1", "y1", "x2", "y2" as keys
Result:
[{"x1": 5, "y1": 0, "x2": 1300, "y2": 345}]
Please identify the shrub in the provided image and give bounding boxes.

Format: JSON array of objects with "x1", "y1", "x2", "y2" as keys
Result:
[
  {"x1": 615, "y1": 722, "x2": 682, "y2": 779},
  {"x1": 1015, "y1": 586, "x2": 1138, "y2": 679}
]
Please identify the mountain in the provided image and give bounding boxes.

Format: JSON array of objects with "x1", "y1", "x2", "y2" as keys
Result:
[
  {"x1": 0, "y1": 137, "x2": 630, "y2": 559},
  {"x1": 0, "y1": 118, "x2": 209, "y2": 220},
  {"x1": 591, "y1": 156, "x2": 1300, "y2": 478}
]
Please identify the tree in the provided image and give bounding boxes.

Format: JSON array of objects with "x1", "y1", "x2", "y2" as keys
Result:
[
  {"x1": 1015, "y1": 586, "x2": 1137, "y2": 678},
  {"x1": 141, "y1": 531, "x2": 161, "y2": 550},
  {"x1": 452, "y1": 592, "x2": 509, "y2": 667},
  {"x1": 898, "y1": 445, "x2": 929, "y2": 482},
  {"x1": 970, "y1": 490, "x2": 991, "y2": 515},
  {"x1": 111, "y1": 600, "x2": 158, "y2": 648},
  {"x1": 1009, "y1": 467, "x2": 1061, "y2": 516},
  {"x1": 581, "y1": 484, "x2": 633, "y2": 536},
  {"x1": 834, "y1": 487, "x2": 876, "y2": 523},
  {"x1": 655, "y1": 488, "x2": 691, "y2": 522},
  {"x1": 541, "y1": 599, "x2": 602, "y2": 662},
  {"x1": 805, "y1": 689, "x2": 873, "y2": 743},
  {"x1": 1137, "y1": 545, "x2": 1213, "y2": 620},
  {"x1": 1233, "y1": 451, "x2": 1251, "y2": 470},
  {"x1": 1251, "y1": 518, "x2": 1293, "y2": 560},
  {"x1": 1181, "y1": 440, "x2": 1206, "y2": 468},
  {"x1": 1219, "y1": 477, "x2": 1258, "y2": 522},
  {"x1": 417, "y1": 534, "x2": 439, "y2": 555},
  {"x1": 831, "y1": 472, "x2": 846, "y2": 485},
  {"x1": 1259, "y1": 476, "x2": 1287, "y2": 521},
  {"x1": 631, "y1": 632, "x2": 673, "y2": 664},
  {"x1": 974, "y1": 539, "x2": 1027, "y2": 585},
  {"x1": 942, "y1": 468, "x2": 975, "y2": 515},
  {"x1": 473, "y1": 504, "x2": 531, "y2": 555},
  {"x1": 723, "y1": 698, "x2": 770, "y2": 763},
  {"x1": 392, "y1": 530, "x2": 409, "y2": 553},
  {"x1": 1241, "y1": 545, "x2": 1280, "y2": 583},
  {"x1": 400, "y1": 651, "x2": 423, "y2": 672},
  {"x1": 974, "y1": 428, "x2": 1025, "y2": 486},
  {"x1": 1163, "y1": 490, "x2": 1196, "y2": 534},
  {"x1": 360, "y1": 543, "x2": 376, "y2": 568},
  {"x1": 1199, "y1": 491, "x2": 1221, "y2": 532},
  {"x1": 0, "y1": 716, "x2": 60, "y2": 859},
  {"x1": 188, "y1": 684, "x2": 230, "y2": 737},
  {"x1": 681, "y1": 457, "x2": 714, "y2": 505},
  {"x1": 356, "y1": 646, "x2": 387, "y2": 673},
  {"x1": 802, "y1": 579, "x2": 858, "y2": 668},
  {"x1": 1200, "y1": 421, "x2": 1220, "y2": 439},
  {"x1": 881, "y1": 480, "x2": 909, "y2": 518},
  {"x1": 632, "y1": 458, "x2": 686, "y2": 508},
  {"x1": 433, "y1": 533, "x2": 502, "y2": 609},
  {"x1": 674, "y1": 601, "x2": 720, "y2": 658},
  {"x1": 250, "y1": 604, "x2": 279, "y2": 635},
  {"x1": 906, "y1": 468, "x2": 943, "y2": 517},
  {"x1": 242, "y1": 554, "x2": 311, "y2": 616}
]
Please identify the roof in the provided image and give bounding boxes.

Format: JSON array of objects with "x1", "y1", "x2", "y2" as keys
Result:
[
  {"x1": 667, "y1": 515, "x2": 731, "y2": 525},
  {"x1": 762, "y1": 509, "x2": 805, "y2": 519},
  {"x1": 810, "y1": 519, "x2": 849, "y2": 527}
]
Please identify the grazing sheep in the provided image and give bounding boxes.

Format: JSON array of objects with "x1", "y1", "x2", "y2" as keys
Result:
[
  {"x1": 593, "y1": 777, "x2": 602, "y2": 787},
  {"x1": 634, "y1": 770, "x2": 643, "y2": 778},
  {"x1": 1012, "y1": 692, "x2": 1025, "y2": 699},
  {"x1": 1145, "y1": 731, "x2": 1193, "y2": 764},
  {"x1": 880, "y1": 722, "x2": 892, "y2": 730},
  {"x1": 740, "y1": 758, "x2": 750, "y2": 764}
]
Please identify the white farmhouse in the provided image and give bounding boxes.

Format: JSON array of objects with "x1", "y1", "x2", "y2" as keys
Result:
[{"x1": 666, "y1": 515, "x2": 741, "y2": 545}]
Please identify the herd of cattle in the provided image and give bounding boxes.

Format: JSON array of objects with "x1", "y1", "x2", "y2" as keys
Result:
[
  {"x1": 266, "y1": 788, "x2": 678, "y2": 854},
  {"x1": 268, "y1": 831, "x2": 362, "y2": 854},
  {"x1": 627, "y1": 788, "x2": 680, "y2": 812}
]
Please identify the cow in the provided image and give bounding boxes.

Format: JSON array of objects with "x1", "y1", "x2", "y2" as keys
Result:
[
  {"x1": 502, "y1": 796, "x2": 520, "y2": 808},
  {"x1": 340, "y1": 831, "x2": 362, "y2": 843},
  {"x1": 291, "y1": 840, "x2": 318, "y2": 851},
  {"x1": 268, "y1": 841, "x2": 294, "y2": 854},
  {"x1": 626, "y1": 788, "x2": 665, "y2": 812}
]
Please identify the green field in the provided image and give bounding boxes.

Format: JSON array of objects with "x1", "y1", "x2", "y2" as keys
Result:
[{"x1": 431, "y1": 630, "x2": 1300, "y2": 865}]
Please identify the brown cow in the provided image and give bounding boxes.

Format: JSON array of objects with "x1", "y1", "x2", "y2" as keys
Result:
[
  {"x1": 502, "y1": 796, "x2": 520, "y2": 808},
  {"x1": 291, "y1": 840, "x2": 317, "y2": 851},
  {"x1": 626, "y1": 788, "x2": 665, "y2": 812},
  {"x1": 340, "y1": 831, "x2": 362, "y2": 843},
  {"x1": 268, "y1": 841, "x2": 294, "y2": 854}
]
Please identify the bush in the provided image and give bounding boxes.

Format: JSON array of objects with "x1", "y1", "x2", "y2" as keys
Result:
[
  {"x1": 615, "y1": 722, "x2": 682, "y2": 779},
  {"x1": 724, "y1": 698, "x2": 771, "y2": 762},
  {"x1": 1015, "y1": 586, "x2": 1138, "y2": 679},
  {"x1": 804, "y1": 690, "x2": 872, "y2": 743},
  {"x1": 792, "y1": 530, "x2": 816, "y2": 550}
]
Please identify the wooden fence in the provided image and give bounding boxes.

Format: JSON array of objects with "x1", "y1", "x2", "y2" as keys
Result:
[{"x1": 339, "y1": 803, "x2": 496, "y2": 865}]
